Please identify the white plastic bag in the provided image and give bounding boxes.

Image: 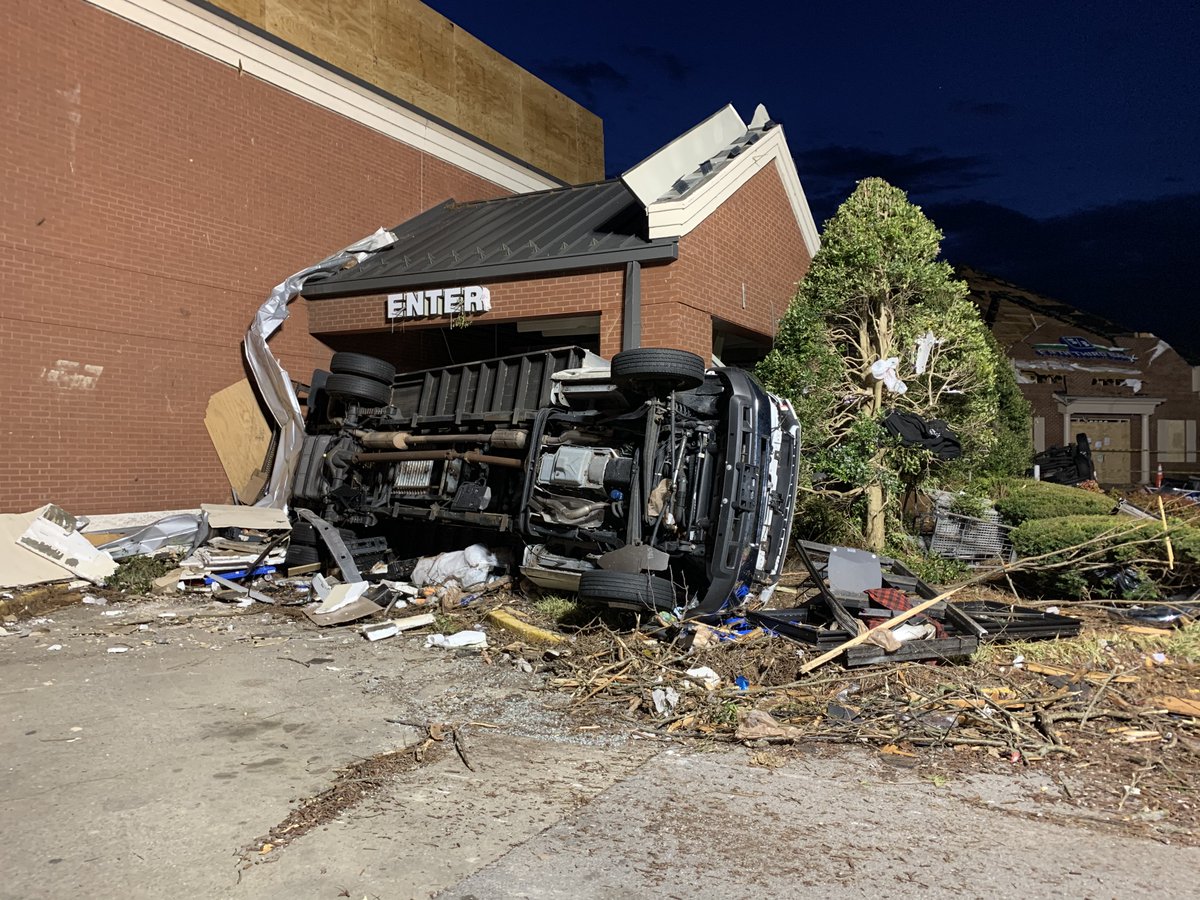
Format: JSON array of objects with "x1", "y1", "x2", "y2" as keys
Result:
[{"x1": 411, "y1": 544, "x2": 498, "y2": 589}]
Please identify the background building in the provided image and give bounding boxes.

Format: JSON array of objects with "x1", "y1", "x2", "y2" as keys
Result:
[{"x1": 965, "y1": 269, "x2": 1200, "y2": 484}]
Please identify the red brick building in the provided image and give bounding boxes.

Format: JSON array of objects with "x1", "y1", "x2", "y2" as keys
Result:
[
  {"x1": 966, "y1": 269, "x2": 1200, "y2": 485},
  {"x1": 2, "y1": 2, "x2": 819, "y2": 513},
  {"x1": 2, "y1": 0, "x2": 582, "y2": 513}
]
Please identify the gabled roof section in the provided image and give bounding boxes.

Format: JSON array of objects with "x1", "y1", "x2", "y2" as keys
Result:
[
  {"x1": 302, "y1": 181, "x2": 678, "y2": 299},
  {"x1": 622, "y1": 104, "x2": 821, "y2": 258}
]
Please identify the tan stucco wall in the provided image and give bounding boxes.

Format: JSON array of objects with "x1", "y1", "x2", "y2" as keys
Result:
[{"x1": 212, "y1": 0, "x2": 604, "y2": 184}]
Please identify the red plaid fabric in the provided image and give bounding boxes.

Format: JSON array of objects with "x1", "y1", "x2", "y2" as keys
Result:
[{"x1": 864, "y1": 587, "x2": 945, "y2": 637}]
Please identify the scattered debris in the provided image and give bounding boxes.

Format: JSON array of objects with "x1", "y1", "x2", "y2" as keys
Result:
[
  {"x1": 685, "y1": 666, "x2": 722, "y2": 690},
  {"x1": 358, "y1": 612, "x2": 438, "y2": 640},
  {"x1": 243, "y1": 736, "x2": 437, "y2": 862},
  {"x1": 425, "y1": 631, "x2": 488, "y2": 650},
  {"x1": 97, "y1": 513, "x2": 206, "y2": 560},
  {"x1": 736, "y1": 709, "x2": 805, "y2": 742},
  {"x1": 1, "y1": 505, "x2": 116, "y2": 588},
  {"x1": 412, "y1": 544, "x2": 499, "y2": 590},
  {"x1": 303, "y1": 597, "x2": 383, "y2": 628}
]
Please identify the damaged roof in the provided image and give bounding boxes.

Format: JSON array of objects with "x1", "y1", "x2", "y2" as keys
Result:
[
  {"x1": 651, "y1": 123, "x2": 778, "y2": 203},
  {"x1": 961, "y1": 267, "x2": 1137, "y2": 342},
  {"x1": 302, "y1": 180, "x2": 677, "y2": 299}
]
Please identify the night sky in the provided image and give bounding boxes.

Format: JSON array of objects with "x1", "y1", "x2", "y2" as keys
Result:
[{"x1": 428, "y1": 1, "x2": 1199, "y2": 358}]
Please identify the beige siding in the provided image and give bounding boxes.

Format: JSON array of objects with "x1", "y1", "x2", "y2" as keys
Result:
[{"x1": 212, "y1": 0, "x2": 604, "y2": 184}]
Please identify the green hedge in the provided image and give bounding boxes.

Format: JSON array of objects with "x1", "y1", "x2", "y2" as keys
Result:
[
  {"x1": 1010, "y1": 514, "x2": 1200, "y2": 598},
  {"x1": 994, "y1": 479, "x2": 1115, "y2": 524}
]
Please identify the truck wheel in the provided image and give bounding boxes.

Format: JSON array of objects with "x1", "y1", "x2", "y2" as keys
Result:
[
  {"x1": 578, "y1": 570, "x2": 677, "y2": 612},
  {"x1": 324, "y1": 373, "x2": 392, "y2": 407},
  {"x1": 330, "y1": 352, "x2": 396, "y2": 384},
  {"x1": 611, "y1": 348, "x2": 705, "y2": 396}
]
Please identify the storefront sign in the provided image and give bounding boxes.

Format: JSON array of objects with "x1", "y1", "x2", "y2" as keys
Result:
[
  {"x1": 386, "y1": 286, "x2": 491, "y2": 320},
  {"x1": 1032, "y1": 336, "x2": 1136, "y2": 362}
]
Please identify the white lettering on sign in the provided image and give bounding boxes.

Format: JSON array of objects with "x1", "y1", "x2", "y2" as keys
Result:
[{"x1": 386, "y1": 286, "x2": 491, "y2": 319}]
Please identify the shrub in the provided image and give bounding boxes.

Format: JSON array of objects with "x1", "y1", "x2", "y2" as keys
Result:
[
  {"x1": 1009, "y1": 514, "x2": 1200, "y2": 598},
  {"x1": 895, "y1": 551, "x2": 968, "y2": 587},
  {"x1": 994, "y1": 479, "x2": 1115, "y2": 524},
  {"x1": 106, "y1": 554, "x2": 178, "y2": 594}
]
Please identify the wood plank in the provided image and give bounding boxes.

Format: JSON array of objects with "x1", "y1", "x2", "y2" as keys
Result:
[{"x1": 203, "y1": 379, "x2": 273, "y2": 502}]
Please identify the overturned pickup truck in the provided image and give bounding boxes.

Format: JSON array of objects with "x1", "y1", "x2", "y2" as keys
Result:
[{"x1": 291, "y1": 347, "x2": 799, "y2": 616}]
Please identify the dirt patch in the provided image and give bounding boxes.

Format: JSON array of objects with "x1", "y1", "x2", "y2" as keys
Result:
[
  {"x1": 243, "y1": 738, "x2": 445, "y2": 861},
  {"x1": 0, "y1": 584, "x2": 83, "y2": 621}
]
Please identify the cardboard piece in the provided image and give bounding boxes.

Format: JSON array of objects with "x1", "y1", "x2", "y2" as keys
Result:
[
  {"x1": 303, "y1": 597, "x2": 383, "y2": 627},
  {"x1": 313, "y1": 581, "x2": 370, "y2": 615},
  {"x1": 11, "y1": 505, "x2": 117, "y2": 585},
  {"x1": 201, "y1": 504, "x2": 290, "y2": 531}
]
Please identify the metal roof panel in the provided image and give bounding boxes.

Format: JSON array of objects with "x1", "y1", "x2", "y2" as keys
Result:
[{"x1": 304, "y1": 181, "x2": 674, "y2": 298}]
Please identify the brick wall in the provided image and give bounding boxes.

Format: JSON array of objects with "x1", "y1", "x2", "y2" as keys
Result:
[
  {"x1": 0, "y1": 0, "x2": 507, "y2": 513},
  {"x1": 642, "y1": 164, "x2": 812, "y2": 359},
  {"x1": 306, "y1": 269, "x2": 627, "y2": 358}
]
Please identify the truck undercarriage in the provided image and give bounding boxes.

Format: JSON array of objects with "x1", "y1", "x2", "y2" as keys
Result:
[{"x1": 292, "y1": 347, "x2": 799, "y2": 616}]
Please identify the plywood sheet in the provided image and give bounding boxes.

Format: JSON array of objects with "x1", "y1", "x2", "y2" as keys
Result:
[
  {"x1": 215, "y1": 0, "x2": 604, "y2": 184},
  {"x1": 204, "y1": 380, "x2": 273, "y2": 500},
  {"x1": 1075, "y1": 416, "x2": 1132, "y2": 483},
  {"x1": 453, "y1": 28, "x2": 521, "y2": 151},
  {"x1": 213, "y1": 0, "x2": 266, "y2": 26},
  {"x1": 201, "y1": 504, "x2": 290, "y2": 530},
  {"x1": 521, "y1": 75, "x2": 578, "y2": 175}
]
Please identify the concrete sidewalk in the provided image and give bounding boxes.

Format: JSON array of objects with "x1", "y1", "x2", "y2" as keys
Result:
[{"x1": 2, "y1": 599, "x2": 1196, "y2": 899}]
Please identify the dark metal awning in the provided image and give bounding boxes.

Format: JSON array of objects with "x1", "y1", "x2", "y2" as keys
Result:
[{"x1": 303, "y1": 180, "x2": 677, "y2": 299}]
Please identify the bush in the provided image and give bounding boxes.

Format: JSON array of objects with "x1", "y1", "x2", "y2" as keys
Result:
[
  {"x1": 106, "y1": 554, "x2": 179, "y2": 594},
  {"x1": 894, "y1": 551, "x2": 968, "y2": 587},
  {"x1": 1009, "y1": 514, "x2": 1200, "y2": 598},
  {"x1": 994, "y1": 479, "x2": 1115, "y2": 524}
]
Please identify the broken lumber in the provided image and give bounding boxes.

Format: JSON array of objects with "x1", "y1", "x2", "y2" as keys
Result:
[{"x1": 797, "y1": 586, "x2": 965, "y2": 674}]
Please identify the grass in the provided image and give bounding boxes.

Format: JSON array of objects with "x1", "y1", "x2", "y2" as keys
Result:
[
  {"x1": 532, "y1": 594, "x2": 582, "y2": 623},
  {"x1": 711, "y1": 700, "x2": 742, "y2": 728},
  {"x1": 973, "y1": 620, "x2": 1200, "y2": 667},
  {"x1": 432, "y1": 612, "x2": 461, "y2": 635}
]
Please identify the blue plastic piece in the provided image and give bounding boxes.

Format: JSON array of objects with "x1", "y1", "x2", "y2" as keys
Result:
[
  {"x1": 734, "y1": 676, "x2": 750, "y2": 690},
  {"x1": 203, "y1": 565, "x2": 276, "y2": 584},
  {"x1": 610, "y1": 489, "x2": 624, "y2": 501}
]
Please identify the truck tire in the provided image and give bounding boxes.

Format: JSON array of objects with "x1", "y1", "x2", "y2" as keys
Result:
[
  {"x1": 285, "y1": 544, "x2": 321, "y2": 567},
  {"x1": 611, "y1": 348, "x2": 705, "y2": 396},
  {"x1": 330, "y1": 352, "x2": 396, "y2": 384},
  {"x1": 578, "y1": 570, "x2": 677, "y2": 612},
  {"x1": 290, "y1": 521, "x2": 318, "y2": 545},
  {"x1": 324, "y1": 373, "x2": 392, "y2": 407}
]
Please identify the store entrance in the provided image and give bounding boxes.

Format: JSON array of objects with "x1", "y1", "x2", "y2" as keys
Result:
[{"x1": 322, "y1": 316, "x2": 601, "y2": 373}]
